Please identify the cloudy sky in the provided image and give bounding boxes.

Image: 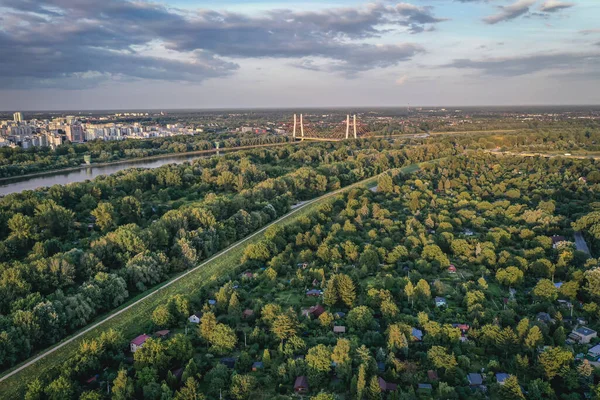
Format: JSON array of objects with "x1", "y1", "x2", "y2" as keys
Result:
[{"x1": 0, "y1": 0, "x2": 598, "y2": 110}]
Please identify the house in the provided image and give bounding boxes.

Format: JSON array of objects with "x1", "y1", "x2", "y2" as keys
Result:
[
  {"x1": 435, "y1": 297, "x2": 447, "y2": 307},
  {"x1": 448, "y1": 265, "x2": 457, "y2": 274},
  {"x1": 242, "y1": 271, "x2": 254, "y2": 279},
  {"x1": 551, "y1": 235, "x2": 567, "y2": 249},
  {"x1": 412, "y1": 327, "x2": 423, "y2": 341},
  {"x1": 170, "y1": 367, "x2": 184, "y2": 382},
  {"x1": 242, "y1": 309, "x2": 254, "y2": 319},
  {"x1": 208, "y1": 299, "x2": 216, "y2": 306},
  {"x1": 221, "y1": 357, "x2": 237, "y2": 369},
  {"x1": 85, "y1": 375, "x2": 99, "y2": 386},
  {"x1": 334, "y1": 312, "x2": 346, "y2": 318},
  {"x1": 294, "y1": 376, "x2": 309, "y2": 393},
  {"x1": 333, "y1": 326, "x2": 346, "y2": 334},
  {"x1": 302, "y1": 304, "x2": 325, "y2": 319},
  {"x1": 536, "y1": 312, "x2": 553, "y2": 324},
  {"x1": 554, "y1": 282, "x2": 563, "y2": 289},
  {"x1": 569, "y1": 327, "x2": 598, "y2": 344},
  {"x1": 468, "y1": 373, "x2": 483, "y2": 387},
  {"x1": 297, "y1": 262, "x2": 308, "y2": 269},
  {"x1": 418, "y1": 383, "x2": 433, "y2": 392},
  {"x1": 463, "y1": 229, "x2": 474, "y2": 236},
  {"x1": 252, "y1": 362, "x2": 264, "y2": 371},
  {"x1": 306, "y1": 289, "x2": 322, "y2": 297},
  {"x1": 378, "y1": 377, "x2": 398, "y2": 392},
  {"x1": 496, "y1": 373, "x2": 510, "y2": 385},
  {"x1": 588, "y1": 344, "x2": 600, "y2": 358},
  {"x1": 155, "y1": 330, "x2": 170, "y2": 339},
  {"x1": 427, "y1": 370, "x2": 438, "y2": 381},
  {"x1": 130, "y1": 334, "x2": 150, "y2": 353},
  {"x1": 188, "y1": 312, "x2": 202, "y2": 324},
  {"x1": 452, "y1": 324, "x2": 470, "y2": 334}
]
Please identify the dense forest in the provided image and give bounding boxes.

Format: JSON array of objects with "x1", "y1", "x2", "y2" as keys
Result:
[
  {"x1": 0, "y1": 140, "x2": 454, "y2": 373},
  {"x1": 12, "y1": 152, "x2": 600, "y2": 400}
]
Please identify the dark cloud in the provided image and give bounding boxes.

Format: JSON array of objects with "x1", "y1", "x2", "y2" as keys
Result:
[
  {"x1": 0, "y1": 0, "x2": 445, "y2": 88},
  {"x1": 539, "y1": 1, "x2": 575, "y2": 12},
  {"x1": 445, "y1": 52, "x2": 600, "y2": 77},
  {"x1": 483, "y1": 0, "x2": 537, "y2": 24}
]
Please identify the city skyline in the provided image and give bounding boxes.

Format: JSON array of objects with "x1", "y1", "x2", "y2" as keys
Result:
[{"x1": 0, "y1": 0, "x2": 599, "y2": 110}]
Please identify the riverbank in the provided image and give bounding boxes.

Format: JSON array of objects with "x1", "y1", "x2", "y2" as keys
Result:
[{"x1": 0, "y1": 140, "x2": 294, "y2": 184}]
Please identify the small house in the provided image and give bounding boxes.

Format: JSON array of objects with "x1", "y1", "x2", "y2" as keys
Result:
[
  {"x1": 412, "y1": 327, "x2": 423, "y2": 342},
  {"x1": 554, "y1": 282, "x2": 563, "y2": 289},
  {"x1": 427, "y1": 370, "x2": 438, "y2": 381},
  {"x1": 242, "y1": 272, "x2": 254, "y2": 279},
  {"x1": 294, "y1": 376, "x2": 309, "y2": 393},
  {"x1": 468, "y1": 373, "x2": 483, "y2": 387},
  {"x1": 588, "y1": 344, "x2": 600, "y2": 358},
  {"x1": 569, "y1": 327, "x2": 598, "y2": 344},
  {"x1": 188, "y1": 313, "x2": 202, "y2": 324},
  {"x1": 170, "y1": 368, "x2": 183, "y2": 382},
  {"x1": 536, "y1": 312, "x2": 553, "y2": 324},
  {"x1": 334, "y1": 312, "x2": 346, "y2": 318},
  {"x1": 306, "y1": 289, "x2": 323, "y2": 297},
  {"x1": 551, "y1": 235, "x2": 567, "y2": 249},
  {"x1": 333, "y1": 326, "x2": 346, "y2": 334},
  {"x1": 242, "y1": 309, "x2": 254, "y2": 319},
  {"x1": 448, "y1": 265, "x2": 457, "y2": 274},
  {"x1": 130, "y1": 334, "x2": 150, "y2": 353},
  {"x1": 418, "y1": 383, "x2": 433, "y2": 393},
  {"x1": 463, "y1": 229, "x2": 474, "y2": 236},
  {"x1": 208, "y1": 299, "x2": 217, "y2": 306},
  {"x1": 155, "y1": 330, "x2": 170, "y2": 339},
  {"x1": 252, "y1": 362, "x2": 264, "y2": 371},
  {"x1": 221, "y1": 357, "x2": 237, "y2": 369},
  {"x1": 452, "y1": 324, "x2": 470, "y2": 334},
  {"x1": 496, "y1": 373, "x2": 509, "y2": 385},
  {"x1": 378, "y1": 377, "x2": 398, "y2": 392},
  {"x1": 435, "y1": 297, "x2": 447, "y2": 307}
]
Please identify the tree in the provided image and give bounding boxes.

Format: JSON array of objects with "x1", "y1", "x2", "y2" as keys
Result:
[
  {"x1": 45, "y1": 375, "x2": 74, "y2": 400},
  {"x1": 367, "y1": 376, "x2": 381, "y2": 400},
  {"x1": 306, "y1": 344, "x2": 333, "y2": 386},
  {"x1": 311, "y1": 393, "x2": 335, "y2": 400},
  {"x1": 337, "y1": 274, "x2": 356, "y2": 307},
  {"x1": 153, "y1": 304, "x2": 174, "y2": 327},
  {"x1": 199, "y1": 312, "x2": 217, "y2": 342},
  {"x1": 91, "y1": 202, "x2": 116, "y2": 232},
  {"x1": 80, "y1": 391, "x2": 103, "y2": 400},
  {"x1": 230, "y1": 375, "x2": 256, "y2": 400},
  {"x1": 378, "y1": 174, "x2": 394, "y2": 194},
  {"x1": 359, "y1": 249, "x2": 380, "y2": 271},
  {"x1": 174, "y1": 377, "x2": 204, "y2": 400},
  {"x1": 356, "y1": 364, "x2": 367, "y2": 400},
  {"x1": 182, "y1": 358, "x2": 199, "y2": 382},
  {"x1": 584, "y1": 268, "x2": 600, "y2": 299},
  {"x1": 405, "y1": 281, "x2": 415, "y2": 307},
  {"x1": 496, "y1": 267, "x2": 524, "y2": 287},
  {"x1": 347, "y1": 306, "x2": 374, "y2": 330},
  {"x1": 272, "y1": 313, "x2": 297, "y2": 341},
  {"x1": 24, "y1": 378, "x2": 44, "y2": 400},
  {"x1": 415, "y1": 279, "x2": 431, "y2": 301},
  {"x1": 427, "y1": 346, "x2": 457, "y2": 370},
  {"x1": 112, "y1": 369, "x2": 134, "y2": 400},
  {"x1": 134, "y1": 338, "x2": 172, "y2": 370},
  {"x1": 533, "y1": 279, "x2": 558, "y2": 302},
  {"x1": 499, "y1": 375, "x2": 525, "y2": 400},
  {"x1": 421, "y1": 245, "x2": 450, "y2": 268},
  {"x1": 209, "y1": 323, "x2": 237, "y2": 354},
  {"x1": 539, "y1": 347, "x2": 573, "y2": 379},
  {"x1": 387, "y1": 324, "x2": 408, "y2": 353},
  {"x1": 524, "y1": 326, "x2": 543, "y2": 350},
  {"x1": 332, "y1": 339, "x2": 352, "y2": 379}
]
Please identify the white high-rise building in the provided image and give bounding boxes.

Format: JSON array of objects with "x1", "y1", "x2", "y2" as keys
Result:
[{"x1": 13, "y1": 112, "x2": 23, "y2": 123}]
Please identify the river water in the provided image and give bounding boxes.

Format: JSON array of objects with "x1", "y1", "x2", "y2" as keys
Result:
[{"x1": 0, "y1": 152, "x2": 214, "y2": 196}]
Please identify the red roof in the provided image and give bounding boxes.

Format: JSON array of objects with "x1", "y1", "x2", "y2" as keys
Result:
[
  {"x1": 155, "y1": 330, "x2": 170, "y2": 337},
  {"x1": 310, "y1": 304, "x2": 325, "y2": 318},
  {"x1": 131, "y1": 334, "x2": 150, "y2": 346},
  {"x1": 378, "y1": 377, "x2": 398, "y2": 392}
]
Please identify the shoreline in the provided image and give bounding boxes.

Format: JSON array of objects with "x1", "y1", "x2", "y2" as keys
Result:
[{"x1": 0, "y1": 140, "x2": 293, "y2": 184}]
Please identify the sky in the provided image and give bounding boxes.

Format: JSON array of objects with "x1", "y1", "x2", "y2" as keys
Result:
[{"x1": 0, "y1": 0, "x2": 598, "y2": 110}]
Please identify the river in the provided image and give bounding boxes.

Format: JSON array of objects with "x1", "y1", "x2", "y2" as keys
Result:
[{"x1": 0, "y1": 152, "x2": 214, "y2": 196}]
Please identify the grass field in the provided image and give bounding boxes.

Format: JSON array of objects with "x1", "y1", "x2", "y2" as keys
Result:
[{"x1": 0, "y1": 161, "x2": 426, "y2": 399}]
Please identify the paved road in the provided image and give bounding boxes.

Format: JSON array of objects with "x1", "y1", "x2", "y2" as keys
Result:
[
  {"x1": 0, "y1": 165, "x2": 408, "y2": 387},
  {"x1": 574, "y1": 232, "x2": 591, "y2": 255}
]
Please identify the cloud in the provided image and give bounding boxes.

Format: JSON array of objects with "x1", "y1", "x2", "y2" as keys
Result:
[
  {"x1": 539, "y1": 0, "x2": 575, "y2": 12},
  {"x1": 0, "y1": 0, "x2": 446, "y2": 88},
  {"x1": 396, "y1": 75, "x2": 409, "y2": 85},
  {"x1": 580, "y1": 29, "x2": 600, "y2": 35},
  {"x1": 483, "y1": 0, "x2": 537, "y2": 24},
  {"x1": 445, "y1": 52, "x2": 600, "y2": 77}
]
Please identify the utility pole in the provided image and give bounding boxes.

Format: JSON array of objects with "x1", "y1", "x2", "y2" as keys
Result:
[
  {"x1": 353, "y1": 115, "x2": 357, "y2": 139},
  {"x1": 293, "y1": 114, "x2": 297, "y2": 140},
  {"x1": 300, "y1": 114, "x2": 304, "y2": 141},
  {"x1": 345, "y1": 115, "x2": 350, "y2": 139}
]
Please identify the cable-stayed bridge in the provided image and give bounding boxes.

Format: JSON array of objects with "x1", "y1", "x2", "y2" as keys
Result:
[{"x1": 287, "y1": 114, "x2": 371, "y2": 141}]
